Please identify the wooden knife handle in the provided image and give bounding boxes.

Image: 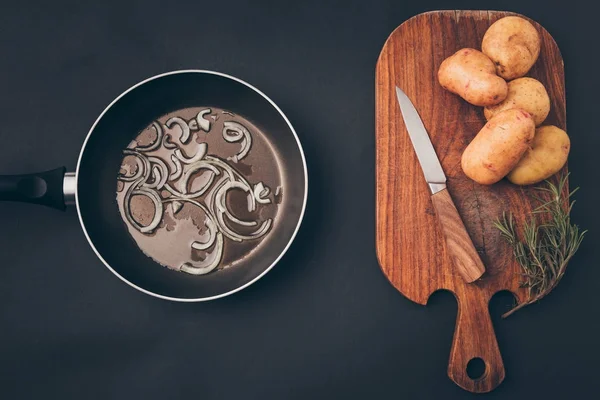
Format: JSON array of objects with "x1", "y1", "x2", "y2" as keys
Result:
[{"x1": 431, "y1": 188, "x2": 485, "y2": 283}]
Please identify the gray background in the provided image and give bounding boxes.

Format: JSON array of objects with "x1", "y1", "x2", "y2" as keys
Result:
[{"x1": 0, "y1": 0, "x2": 598, "y2": 398}]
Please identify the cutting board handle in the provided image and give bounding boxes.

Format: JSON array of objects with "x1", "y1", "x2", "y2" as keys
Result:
[{"x1": 448, "y1": 292, "x2": 504, "y2": 393}]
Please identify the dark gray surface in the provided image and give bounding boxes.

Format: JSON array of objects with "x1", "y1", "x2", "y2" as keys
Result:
[{"x1": 0, "y1": 0, "x2": 598, "y2": 398}]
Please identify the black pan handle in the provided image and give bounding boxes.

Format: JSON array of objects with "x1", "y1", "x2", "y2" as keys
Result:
[{"x1": 0, "y1": 167, "x2": 70, "y2": 211}]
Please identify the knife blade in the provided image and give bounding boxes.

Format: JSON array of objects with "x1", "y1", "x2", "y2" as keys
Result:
[
  {"x1": 395, "y1": 86, "x2": 447, "y2": 194},
  {"x1": 395, "y1": 86, "x2": 485, "y2": 283}
]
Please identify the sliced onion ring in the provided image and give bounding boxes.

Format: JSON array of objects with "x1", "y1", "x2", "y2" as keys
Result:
[
  {"x1": 123, "y1": 185, "x2": 163, "y2": 234},
  {"x1": 170, "y1": 154, "x2": 183, "y2": 181},
  {"x1": 223, "y1": 121, "x2": 252, "y2": 162},
  {"x1": 166, "y1": 117, "x2": 191, "y2": 144},
  {"x1": 181, "y1": 233, "x2": 223, "y2": 275},
  {"x1": 174, "y1": 142, "x2": 207, "y2": 164},
  {"x1": 144, "y1": 157, "x2": 169, "y2": 190},
  {"x1": 191, "y1": 215, "x2": 218, "y2": 250},
  {"x1": 211, "y1": 180, "x2": 272, "y2": 241},
  {"x1": 197, "y1": 109, "x2": 211, "y2": 132},
  {"x1": 162, "y1": 134, "x2": 178, "y2": 149},
  {"x1": 118, "y1": 154, "x2": 144, "y2": 182}
]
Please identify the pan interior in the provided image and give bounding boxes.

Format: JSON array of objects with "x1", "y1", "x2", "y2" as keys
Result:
[
  {"x1": 77, "y1": 72, "x2": 306, "y2": 300},
  {"x1": 116, "y1": 107, "x2": 283, "y2": 277}
]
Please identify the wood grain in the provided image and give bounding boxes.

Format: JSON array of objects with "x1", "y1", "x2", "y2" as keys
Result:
[
  {"x1": 375, "y1": 10, "x2": 566, "y2": 393},
  {"x1": 431, "y1": 188, "x2": 485, "y2": 283}
]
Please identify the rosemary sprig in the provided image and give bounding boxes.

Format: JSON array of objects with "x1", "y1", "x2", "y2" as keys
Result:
[{"x1": 493, "y1": 174, "x2": 586, "y2": 318}]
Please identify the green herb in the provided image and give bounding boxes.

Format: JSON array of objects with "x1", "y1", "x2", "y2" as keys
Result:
[{"x1": 493, "y1": 174, "x2": 586, "y2": 318}]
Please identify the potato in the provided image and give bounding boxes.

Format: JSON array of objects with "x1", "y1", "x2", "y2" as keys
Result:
[
  {"x1": 438, "y1": 48, "x2": 508, "y2": 106},
  {"x1": 482, "y1": 16, "x2": 541, "y2": 80},
  {"x1": 507, "y1": 125, "x2": 570, "y2": 185},
  {"x1": 461, "y1": 108, "x2": 535, "y2": 185},
  {"x1": 484, "y1": 77, "x2": 550, "y2": 126}
]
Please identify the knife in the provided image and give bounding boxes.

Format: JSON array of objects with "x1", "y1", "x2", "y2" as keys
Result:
[{"x1": 395, "y1": 86, "x2": 485, "y2": 283}]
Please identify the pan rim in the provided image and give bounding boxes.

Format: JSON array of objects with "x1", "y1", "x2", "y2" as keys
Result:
[{"x1": 75, "y1": 69, "x2": 308, "y2": 302}]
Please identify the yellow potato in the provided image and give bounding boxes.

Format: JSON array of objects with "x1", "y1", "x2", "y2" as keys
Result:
[
  {"x1": 484, "y1": 77, "x2": 550, "y2": 126},
  {"x1": 482, "y1": 16, "x2": 541, "y2": 80},
  {"x1": 462, "y1": 108, "x2": 535, "y2": 185},
  {"x1": 508, "y1": 125, "x2": 570, "y2": 185},
  {"x1": 438, "y1": 48, "x2": 508, "y2": 106}
]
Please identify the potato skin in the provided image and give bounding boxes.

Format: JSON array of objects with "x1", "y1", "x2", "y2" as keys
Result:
[
  {"x1": 438, "y1": 48, "x2": 508, "y2": 107},
  {"x1": 461, "y1": 108, "x2": 535, "y2": 185},
  {"x1": 507, "y1": 125, "x2": 570, "y2": 185},
  {"x1": 482, "y1": 16, "x2": 541, "y2": 80},
  {"x1": 484, "y1": 77, "x2": 550, "y2": 126}
]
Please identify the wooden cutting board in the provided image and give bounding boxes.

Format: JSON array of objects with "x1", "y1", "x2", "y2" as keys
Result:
[{"x1": 375, "y1": 10, "x2": 566, "y2": 393}]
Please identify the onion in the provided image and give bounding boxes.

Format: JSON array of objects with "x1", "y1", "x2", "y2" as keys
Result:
[
  {"x1": 166, "y1": 117, "x2": 191, "y2": 144},
  {"x1": 118, "y1": 154, "x2": 144, "y2": 182},
  {"x1": 211, "y1": 180, "x2": 272, "y2": 241},
  {"x1": 145, "y1": 165, "x2": 163, "y2": 189},
  {"x1": 171, "y1": 200, "x2": 183, "y2": 214},
  {"x1": 120, "y1": 151, "x2": 163, "y2": 234},
  {"x1": 163, "y1": 197, "x2": 210, "y2": 218},
  {"x1": 191, "y1": 214, "x2": 218, "y2": 250},
  {"x1": 144, "y1": 157, "x2": 169, "y2": 190},
  {"x1": 223, "y1": 121, "x2": 251, "y2": 162},
  {"x1": 117, "y1": 112, "x2": 278, "y2": 276},
  {"x1": 164, "y1": 161, "x2": 220, "y2": 199},
  {"x1": 160, "y1": 197, "x2": 223, "y2": 275},
  {"x1": 177, "y1": 161, "x2": 220, "y2": 194},
  {"x1": 196, "y1": 109, "x2": 212, "y2": 132},
  {"x1": 226, "y1": 207, "x2": 258, "y2": 227},
  {"x1": 123, "y1": 185, "x2": 163, "y2": 234},
  {"x1": 203, "y1": 155, "x2": 242, "y2": 182},
  {"x1": 180, "y1": 233, "x2": 223, "y2": 275},
  {"x1": 120, "y1": 150, "x2": 151, "y2": 183},
  {"x1": 174, "y1": 142, "x2": 207, "y2": 164},
  {"x1": 246, "y1": 192, "x2": 254, "y2": 212},
  {"x1": 170, "y1": 154, "x2": 183, "y2": 181},
  {"x1": 162, "y1": 134, "x2": 178, "y2": 149},
  {"x1": 253, "y1": 182, "x2": 271, "y2": 205}
]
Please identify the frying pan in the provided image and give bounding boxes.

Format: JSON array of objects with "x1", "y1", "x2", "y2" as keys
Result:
[{"x1": 0, "y1": 70, "x2": 308, "y2": 301}]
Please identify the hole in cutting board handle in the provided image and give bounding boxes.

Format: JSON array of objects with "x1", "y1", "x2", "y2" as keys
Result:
[{"x1": 466, "y1": 357, "x2": 486, "y2": 380}]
